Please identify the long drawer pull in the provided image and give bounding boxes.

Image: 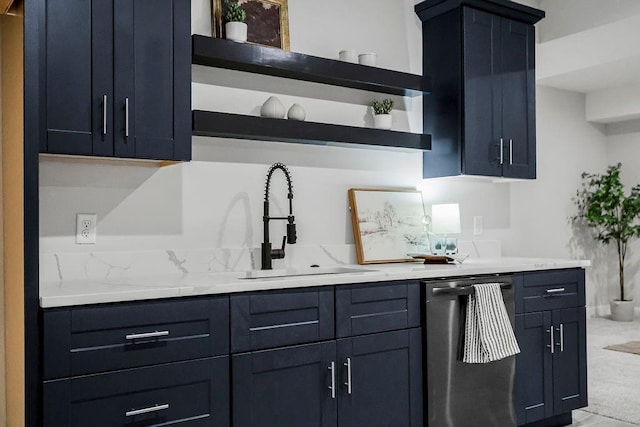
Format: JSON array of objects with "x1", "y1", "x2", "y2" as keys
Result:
[
  {"x1": 125, "y1": 330, "x2": 169, "y2": 340},
  {"x1": 126, "y1": 403, "x2": 169, "y2": 417},
  {"x1": 545, "y1": 288, "x2": 565, "y2": 294}
]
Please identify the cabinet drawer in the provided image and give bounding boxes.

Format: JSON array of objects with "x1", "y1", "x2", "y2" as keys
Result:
[
  {"x1": 515, "y1": 269, "x2": 585, "y2": 314},
  {"x1": 230, "y1": 287, "x2": 334, "y2": 352},
  {"x1": 44, "y1": 296, "x2": 229, "y2": 379},
  {"x1": 336, "y1": 281, "x2": 420, "y2": 337},
  {"x1": 43, "y1": 356, "x2": 229, "y2": 427}
]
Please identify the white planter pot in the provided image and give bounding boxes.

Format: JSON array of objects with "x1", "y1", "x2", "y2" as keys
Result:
[
  {"x1": 610, "y1": 299, "x2": 635, "y2": 322},
  {"x1": 373, "y1": 114, "x2": 392, "y2": 130},
  {"x1": 225, "y1": 22, "x2": 247, "y2": 43}
]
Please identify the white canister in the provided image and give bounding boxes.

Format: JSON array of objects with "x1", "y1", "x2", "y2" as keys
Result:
[
  {"x1": 287, "y1": 104, "x2": 306, "y2": 121},
  {"x1": 358, "y1": 52, "x2": 377, "y2": 67},
  {"x1": 339, "y1": 49, "x2": 358, "y2": 64},
  {"x1": 260, "y1": 96, "x2": 286, "y2": 119}
]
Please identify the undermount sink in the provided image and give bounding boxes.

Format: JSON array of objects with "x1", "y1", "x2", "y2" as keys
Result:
[{"x1": 243, "y1": 266, "x2": 378, "y2": 279}]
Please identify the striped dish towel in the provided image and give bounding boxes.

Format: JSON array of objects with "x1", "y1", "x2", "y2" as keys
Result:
[{"x1": 463, "y1": 283, "x2": 520, "y2": 364}]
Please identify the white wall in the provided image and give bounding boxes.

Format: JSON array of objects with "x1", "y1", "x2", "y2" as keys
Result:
[
  {"x1": 537, "y1": 0, "x2": 640, "y2": 42},
  {"x1": 507, "y1": 87, "x2": 610, "y2": 311},
  {"x1": 604, "y1": 119, "x2": 640, "y2": 305},
  {"x1": 39, "y1": 0, "x2": 620, "y2": 313},
  {"x1": 40, "y1": 0, "x2": 425, "y2": 258}
]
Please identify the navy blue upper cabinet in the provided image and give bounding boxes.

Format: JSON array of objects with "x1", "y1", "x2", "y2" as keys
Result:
[
  {"x1": 416, "y1": 0, "x2": 543, "y2": 179},
  {"x1": 42, "y1": 0, "x2": 191, "y2": 161}
]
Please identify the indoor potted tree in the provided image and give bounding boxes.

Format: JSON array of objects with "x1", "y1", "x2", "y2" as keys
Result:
[
  {"x1": 372, "y1": 99, "x2": 393, "y2": 130},
  {"x1": 224, "y1": 0, "x2": 247, "y2": 43},
  {"x1": 573, "y1": 163, "x2": 640, "y2": 321}
]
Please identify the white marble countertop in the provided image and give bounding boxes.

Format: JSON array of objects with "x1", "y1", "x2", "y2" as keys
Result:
[{"x1": 39, "y1": 257, "x2": 590, "y2": 308}]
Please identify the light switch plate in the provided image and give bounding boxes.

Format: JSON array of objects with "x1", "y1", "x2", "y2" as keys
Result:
[
  {"x1": 76, "y1": 214, "x2": 97, "y2": 244},
  {"x1": 473, "y1": 216, "x2": 483, "y2": 236}
]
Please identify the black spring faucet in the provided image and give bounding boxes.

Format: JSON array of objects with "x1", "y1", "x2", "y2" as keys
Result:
[{"x1": 262, "y1": 163, "x2": 297, "y2": 270}]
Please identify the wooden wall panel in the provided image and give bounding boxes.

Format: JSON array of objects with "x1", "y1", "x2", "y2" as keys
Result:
[{"x1": 1, "y1": 9, "x2": 24, "y2": 427}]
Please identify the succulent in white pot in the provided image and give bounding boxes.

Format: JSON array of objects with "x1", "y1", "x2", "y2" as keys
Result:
[
  {"x1": 224, "y1": 0, "x2": 247, "y2": 43},
  {"x1": 372, "y1": 99, "x2": 394, "y2": 130}
]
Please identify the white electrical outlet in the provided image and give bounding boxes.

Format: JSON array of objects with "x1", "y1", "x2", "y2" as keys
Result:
[
  {"x1": 76, "y1": 214, "x2": 97, "y2": 244},
  {"x1": 473, "y1": 216, "x2": 483, "y2": 236}
]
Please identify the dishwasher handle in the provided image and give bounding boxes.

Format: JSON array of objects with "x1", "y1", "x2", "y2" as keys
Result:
[{"x1": 430, "y1": 282, "x2": 512, "y2": 297}]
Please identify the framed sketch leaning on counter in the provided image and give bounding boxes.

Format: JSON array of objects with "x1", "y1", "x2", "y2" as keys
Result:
[{"x1": 348, "y1": 188, "x2": 429, "y2": 264}]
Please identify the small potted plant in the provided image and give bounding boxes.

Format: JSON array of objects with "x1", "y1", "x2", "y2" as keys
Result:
[
  {"x1": 372, "y1": 99, "x2": 394, "y2": 130},
  {"x1": 572, "y1": 163, "x2": 640, "y2": 321},
  {"x1": 224, "y1": 0, "x2": 247, "y2": 43}
]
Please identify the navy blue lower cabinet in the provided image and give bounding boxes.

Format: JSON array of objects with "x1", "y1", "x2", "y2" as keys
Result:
[
  {"x1": 336, "y1": 329, "x2": 423, "y2": 427},
  {"x1": 43, "y1": 356, "x2": 230, "y2": 427},
  {"x1": 232, "y1": 341, "x2": 337, "y2": 427},
  {"x1": 515, "y1": 269, "x2": 587, "y2": 427}
]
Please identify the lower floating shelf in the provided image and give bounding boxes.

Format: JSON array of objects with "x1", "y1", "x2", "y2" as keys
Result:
[{"x1": 192, "y1": 111, "x2": 431, "y2": 151}]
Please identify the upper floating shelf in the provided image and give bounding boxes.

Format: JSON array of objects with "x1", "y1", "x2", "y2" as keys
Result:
[{"x1": 192, "y1": 35, "x2": 429, "y2": 97}]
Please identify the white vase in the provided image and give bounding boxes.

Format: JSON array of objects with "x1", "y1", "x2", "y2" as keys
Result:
[
  {"x1": 225, "y1": 22, "x2": 247, "y2": 43},
  {"x1": 287, "y1": 104, "x2": 306, "y2": 121},
  {"x1": 610, "y1": 299, "x2": 635, "y2": 321},
  {"x1": 260, "y1": 96, "x2": 286, "y2": 119},
  {"x1": 373, "y1": 113, "x2": 392, "y2": 130}
]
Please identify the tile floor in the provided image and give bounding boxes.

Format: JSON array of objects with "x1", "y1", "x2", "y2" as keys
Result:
[{"x1": 573, "y1": 410, "x2": 638, "y2": 426}]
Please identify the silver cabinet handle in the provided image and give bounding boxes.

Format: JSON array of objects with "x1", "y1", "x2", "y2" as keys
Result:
[
  {"x1": 126, "y1": 403, "x2": 169, "y2": 417},
  {"x1": 509, "y1": 139, "x2": 513, "y2": 165},
  {"x1": 343, "y1": 357, "x2": 352, "y2": 395},
  {"x1": 125, "y1": 97, "x2": 130, "y2": 138},
  {"x1": 328, "y1": 361, "x2": 336, "y2": 399},
  {"x1": 102, "y1": 95, "x2": 108, "y2": 135},
  {"x1": 546, "y1": 288, "x2": 565, "y2": 294},
  {"x1": 125, "y1": 330, "x2": 169, "y2": 340},
  {"x1": 499, "y1": 138, "x2": 504, "y2": 164},
  {"x1": 546, "y1": 328, "x2": 554, "y2": 354},
  {"x1": 557, "y1": 324, "x2": 564, "y2": 352}
]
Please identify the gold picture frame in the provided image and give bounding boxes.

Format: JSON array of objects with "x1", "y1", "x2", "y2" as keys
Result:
[
  {"x1": 348, "y1": 188, "x2": 429, "y2": 265},
  {"x1": 212, "y1": 0, "x2": 290, "y2": 50}
]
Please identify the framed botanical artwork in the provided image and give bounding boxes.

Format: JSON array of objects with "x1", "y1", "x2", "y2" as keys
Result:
[
  {"x1": 348, "y1": 189, "x2": 430, "y2": 264},
  {"x1": 212, "y1": 0, "x2": 290, "y2": 50}
]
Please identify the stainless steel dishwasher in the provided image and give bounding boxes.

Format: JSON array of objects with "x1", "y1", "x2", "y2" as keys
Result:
[{"x1": 423, "y1": 275, "x2": 516, "y2": 427}]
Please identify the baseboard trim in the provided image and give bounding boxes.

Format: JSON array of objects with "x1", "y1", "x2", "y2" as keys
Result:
[{"x1": 587, "y1": 304, "x2": 640, "y2": 318}]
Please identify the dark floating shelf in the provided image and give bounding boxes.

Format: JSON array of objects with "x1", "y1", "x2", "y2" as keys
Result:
[
  {"x1": 192, "y1": 36, "x2": 429, "y2": 97},
  {"x1": 192, "y1": 111, "x2": 432, "y2": 151}
]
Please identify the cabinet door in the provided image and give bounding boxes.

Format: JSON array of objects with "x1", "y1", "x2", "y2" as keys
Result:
[
  {"x1": 552, "y1": 307, "x2": 588, "y2": 414},
  {"x1": 337, "y1": 329, "x2": 422, "y2": 427},
  {"x1": 500, "y1": 17, "x2": 536, "y2": 179},
  {"x1": 515, "y1": 312, "x2": 554, "y2": 425},
  {"x1": 114, "y1": 0, "x2": 191, "y2": 160},
  {"x1": 232, "y1": 342, "x2": 337, "y2": 427},
  {"x1": 45, "y1": 0, "x2": 113, "y2": 156},
  {"x1": 462, "y1": 7, "x2": 502, "y2": 177}
]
